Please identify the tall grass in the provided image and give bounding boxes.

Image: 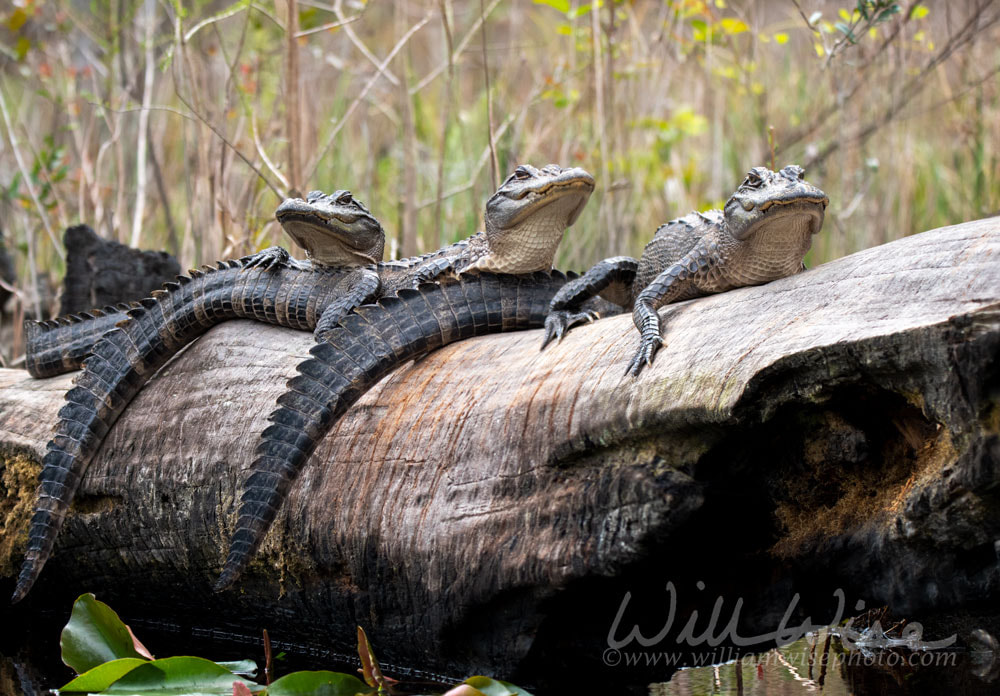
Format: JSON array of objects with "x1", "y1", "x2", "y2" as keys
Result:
[{"x1": 0, "y1": 0, "x2": 998, "y2": 362}]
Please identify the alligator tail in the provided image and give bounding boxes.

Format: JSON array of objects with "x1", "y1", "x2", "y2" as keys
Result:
[
  {"x1": 12, "y1": 260, "x2": 250, "y2": 602},
  {"x1": 25, "y1": 303, "x2": 136, "y2": 378},
  {"x1": 216, "y1": 271, "x2": 572, "y2": 590}
]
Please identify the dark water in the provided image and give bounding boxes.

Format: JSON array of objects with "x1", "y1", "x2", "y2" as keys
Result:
[
  {"x1": 650, "y1": 630, "x2": 1000, "y2": 696},
  {"x1": 2, "y1": 624, "x2": 998, "y2": 695}
]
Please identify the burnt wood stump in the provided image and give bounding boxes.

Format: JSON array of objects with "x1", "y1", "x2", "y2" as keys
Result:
[
  {"x1": 0, "y1": 217, "x2": 998, "y2": 686},
  {"x1": 59, "y1": 224, "x2": 180, "y2": 315}
]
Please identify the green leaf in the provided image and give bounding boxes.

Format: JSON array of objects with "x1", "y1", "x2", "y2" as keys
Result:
[
  {"x1": 834, "y1": 21, "x2": 856, "y2": 43},
  {"x1": 61, "y1": 658, "x2": 148, "y2": 693},
  {"x1": 462, "y1": 677, "x2": 534, "y2": 696},
  {"x1": 856, "y1": 1, "x2": 870, "y2": 20},
  {"x1": 265, "y1": 670, "x2": 370, "y2": 696},
  {"x1": 875, "y1": 4, "x2": 901, "y2": 23},
  {"x1": 532, "y1": 0, "x2": 570, "y2": 14},
  {"x1": 103, "y1": 656, "x2": 256, "y2": 694},
  {"x1": 61, "y1": 594, "x2": 150, "y2": 674}
]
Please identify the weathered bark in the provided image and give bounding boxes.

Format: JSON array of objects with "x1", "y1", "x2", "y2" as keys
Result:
[{"x1": 1, "y1": 218, "x2": 998, "y2": 686}]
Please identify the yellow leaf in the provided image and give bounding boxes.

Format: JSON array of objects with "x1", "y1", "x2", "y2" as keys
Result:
[
  {"x1": 751, "y1": 82, "x2": 764, "y2": 95},
  {"x1": 556, "y1": 23, "x2": 572, "y2": 35},
  {"x1": 720, "y1": 17, "x2": 748, "y2": 34},
  {"x1": 914, "y1": 30, "x2": 925, "y2": 42},
  {"x1": 912, "y1": 5, "x2": 930, "y2": 19},
  {"x1": 715, "y1": 0, "x2": 727, "y2": 8},
  {"x1": 758, "y1": 32, "x2": 770, "y2": 43},
  {"x1": 814, "y1": 42, "x2": 825, "y2": 57},
  {"x1": 8, "y1": 8, "x2": 30, "y2": 32},
  {"x1": 774, "y1": 32, "x2": 789, "y2": 44},
  {"x1": 838, "y1": 8, "x2": 850, "y2": 21},
  {"x1": 868, "y1": 27, "x2": 877, "y2": 39},
  {"x1": 927, "y1": 40, "x2": 934, "y2": 50}
]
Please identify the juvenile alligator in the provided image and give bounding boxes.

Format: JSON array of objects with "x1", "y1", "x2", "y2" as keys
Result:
[
  {"x1": 541, "y1": 165, "x2": 828, "y2": 375},
  {"x1": 13, "y1": 164, "x2": 595, "y2": 602},
  {"x1": 24, "y1": 190, "x2": 385, "y2": 378},
  {"x1": 215, "y1": 271, "x2": 586, "y2": 589}
]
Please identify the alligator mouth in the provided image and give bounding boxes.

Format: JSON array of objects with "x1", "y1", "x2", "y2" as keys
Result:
[
  {"x1": 747, "y1": 197, "x2": 828, "y2": 239},
  {"x1": 507, "y1": 175, "x2": 596, "y2": 227},
  {"x1": 276, "y1": 205, "x2": 382, "y2": 264}
]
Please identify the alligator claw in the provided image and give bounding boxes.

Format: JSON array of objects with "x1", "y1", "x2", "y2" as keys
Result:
[
  {"x1": 625, "y1": 335, "x2": 664, "y2": 377},
  {"x1": 242, "y1": 246, "x2": 289, "y2": 271},
  {"x1": 539, "y1": 309, "x2": 598, "y2": 350}
]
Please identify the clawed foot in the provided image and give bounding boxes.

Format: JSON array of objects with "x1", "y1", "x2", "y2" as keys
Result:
[
  {"x1": 540, "y1": 309, "x2": 599, "y2": 350},
  {"x1": 625, "y1": 335, "x2": 664, "y2": 377},
  {"x1": 242, "y1": 246, "x2": 289, "y2": 271}
]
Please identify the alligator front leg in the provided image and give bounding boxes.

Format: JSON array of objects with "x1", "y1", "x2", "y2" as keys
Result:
[
  {"x1": 410, "y1": 257, "x2": 456, "y2": 286},
  {"x1": 314, "y1": 269, "x2": 381, "y2": 339},
  {"x1": 627, "y1": 240, "x2": 715, "y2": 377},
  {"x1": 241, "y1": 246, "x2": 291, "y2": 271},
  {"x1": 540, "y1": 256, "x2": 637, "y2": 349}
]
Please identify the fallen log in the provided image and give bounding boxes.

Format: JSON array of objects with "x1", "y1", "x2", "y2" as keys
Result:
[{"x1": 1, "y1": 218, "x2": 998, "y2": 687}]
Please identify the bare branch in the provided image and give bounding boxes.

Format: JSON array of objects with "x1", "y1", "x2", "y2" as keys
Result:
[
  {"x1": 303, "y1": 13, "x2": 433, "y2": 182},
  {"x1": 410, "y1": 0, "x2": 503, "y2": 95}
]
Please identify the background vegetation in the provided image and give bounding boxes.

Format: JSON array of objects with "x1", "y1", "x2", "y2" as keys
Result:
[{"x1": 0, "y1": 0, "x2": 998, "y2": 363}]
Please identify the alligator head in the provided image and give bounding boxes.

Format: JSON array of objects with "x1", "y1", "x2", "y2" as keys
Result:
[
  {"x1": 474, "y1": 163, "x2": 596, "y2": 274},
  {"x1": 275, "y1": 190, "x2": 385, "y2": 266},
  {"x1": 723, "y1": 165, "x2": 829, "y2": 242}
]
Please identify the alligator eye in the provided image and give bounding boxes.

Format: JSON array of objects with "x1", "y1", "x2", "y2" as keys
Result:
[
  {"x1": 743, "y1": 172, "x2": 762, "y2": 188},
  {"x1": 336, "y1": 192, "x2": 354, "y2": 205},
  {"x1": 514, "y1": 166, "x2": 532, "y2": 180},
  {"x1": 781, "y1": 165, "x2": 805, "y2": 181}
]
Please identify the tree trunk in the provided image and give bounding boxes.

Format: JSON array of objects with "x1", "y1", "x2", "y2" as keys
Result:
[{"x1": 1, "y1": 218, "x2": 998, "y2": 686}]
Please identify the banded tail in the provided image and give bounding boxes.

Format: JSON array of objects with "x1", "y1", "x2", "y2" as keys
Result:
[
  {"x1": 12, "y1": 259, "x2": 320, "y2": 602},
  {"x1": 25, "y1": 303, "x2": 136, "y2": 378},
  {"x1": 216, "y1": 271, "x2": 573, "y2": 590}
]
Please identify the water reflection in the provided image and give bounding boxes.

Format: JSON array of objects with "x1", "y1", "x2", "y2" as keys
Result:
[{"x1": 650, "y1": 630, "x2": 998, "y2": 696}]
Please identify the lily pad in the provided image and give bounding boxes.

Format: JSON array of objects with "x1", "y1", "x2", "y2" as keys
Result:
[
  {"x1": 61, "y1": 658, "x2": 148, "y2": 692},
  {"x1": 265, "y1": 670, "x2": 370, "y2": 696},
  {"x1": 62, "y1": 594, "x2": 151, "y2": 673},
  {"x1": 101, "y1": 656, "x2": 256, "y2": 694}
]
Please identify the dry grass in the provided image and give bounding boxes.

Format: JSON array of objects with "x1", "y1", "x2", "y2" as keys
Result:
[{"x1": 0, "y1": 0, "x2": 998, "y2": 363}]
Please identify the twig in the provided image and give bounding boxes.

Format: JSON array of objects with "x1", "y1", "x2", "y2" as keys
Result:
[
  {"x1": 410, "y1": 0, "x2": 503, "y2": 95},
  {"x1": 130, "y1": 0, "x2": 156, "y2": 247},
  {"x1": 147, "y1": 123, "x2": 180, "y2": 257},
  {"x1": 398, "y1": 1, "x2": 419, "y2": 257},
  {"x1": 805, "y1": 2, "x2": 1000, "y2": 168},
  {"x1": 303, "y1": 13, "x2": 432, "y2": 182},
  {"x1": 251, "y1": 113, "x2": 291, "y2": 193},
  {"x1": 790, "y1": 0, "x2": 821, "y2": 36},
  {"x1": 295, "y1": 13, "x2": 361, "y2": 38},
  {"x1": 334, "y1": 0, "x2": 400, "y2": 87},
  {"x1": 0, "y1": 85, "x2": 64, "y2": 267},
  {"x1": 416, "y1": 111, "x2": 516, "y2": 210},
  {"x1": 286, "y1": 0, "x2": 303, "y2": 193},
  {"x1": 433, "y1": 0, "x2": 455, "y2": 246},
  {"x1": 479, "y1": 0, "x2": 499, "y2": 189},
  {"x1": 591, "y1": 0, "x2": 611, "y2": 253},
  {"x1": 183, "y1": 0, "x2": 253, "y2": 44}
]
